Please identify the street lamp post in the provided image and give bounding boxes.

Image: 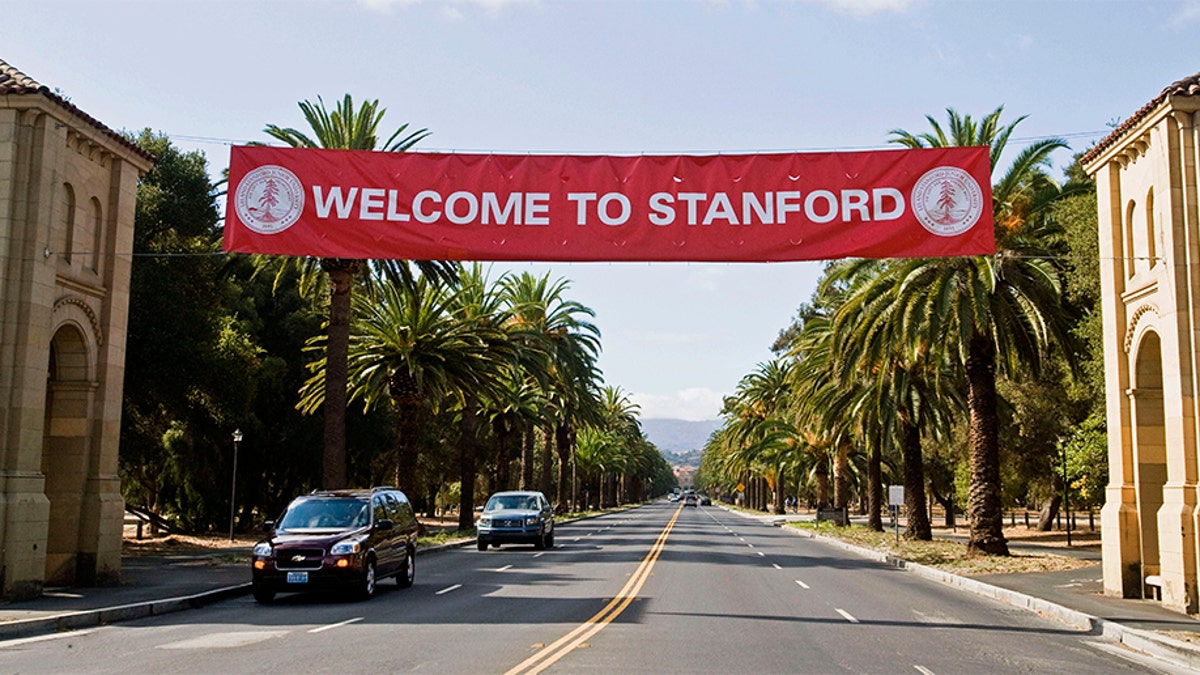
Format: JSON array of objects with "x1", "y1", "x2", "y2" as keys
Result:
[
  {"x1": 230, "y1": 429, "x2": 242, "y2": 542},
  {"x1": 1062, "y1": 440, "x2": 1071, "y2": 547}
]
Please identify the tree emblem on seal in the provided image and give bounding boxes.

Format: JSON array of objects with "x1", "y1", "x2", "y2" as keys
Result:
[
  {"x1": 235, "y1": 165, "x2": 305, "y2": 235},
  {"x1": 911, "y1": 166, "x2": 984, "y2": 237}
]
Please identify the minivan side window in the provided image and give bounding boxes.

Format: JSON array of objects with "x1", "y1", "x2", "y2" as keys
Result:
[
  {"x1": 381, "y1": 492, "x2": 401, "y2": 523},
  {"x1": 373, "y1": 496, "x2": 388, "y2": 524}
]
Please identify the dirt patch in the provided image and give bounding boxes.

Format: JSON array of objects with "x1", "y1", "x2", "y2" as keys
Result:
[{"x1": 790, "y1": 522, "x2": 1096, "y2": 576}]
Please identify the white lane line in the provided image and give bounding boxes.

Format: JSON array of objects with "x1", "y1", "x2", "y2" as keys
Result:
[
  {"x1": 573, "y1": 537, "x2": 582, "y2": 542},
  {"x1": 772, "y1": 563, "x2": 782, "y2": 570},
  {"x1": 495, "y1": 564, "x2": 513, "y2": 572},
  {"x1": 835, "y1": 608, "x2": 859, "y2": 624},
  {"x1": 795, "y1": 580, "x2": 810, "y2": 589},
  {"x1": 309, "y1": 617, "x2": 363, "y2": 633},
  {"x1": 747, "y1": 543, "x2": 755, "y2": 548},
  {"x1": 756, "y1": 551, "x2": 765, "y2": 557},
  {"x1": 913, "y1": 666, "x2": 936, "y2": 675},
  {"x1": 436, "y1": 584, "x2": 462, "y2": 595},
  {"x1": 159, "y1": 631, "x2": 288, "y2": 649},
  {"x1": 533, "y1": 552, "x2": 545, "y2": 558},
  {"x1": 0, "y1": 629, "x2": 95, "y2": 648}
]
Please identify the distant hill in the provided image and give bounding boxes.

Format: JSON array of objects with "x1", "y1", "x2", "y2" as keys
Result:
[{"x1": 641, "y1": 418, "x2": 721, "y2": 466}]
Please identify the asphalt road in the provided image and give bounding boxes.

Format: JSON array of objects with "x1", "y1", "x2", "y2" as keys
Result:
[{"x1": 0, "y1": 502, "x2": 1181, "y2": 674}]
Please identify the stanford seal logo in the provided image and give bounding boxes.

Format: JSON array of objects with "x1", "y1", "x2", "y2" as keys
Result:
[
  {"x1": 235, "y1": 165, "x2": 305, "y2": 235},
  {"x1": 911, "y1": 166, "x2": 984, "y2": 237}
]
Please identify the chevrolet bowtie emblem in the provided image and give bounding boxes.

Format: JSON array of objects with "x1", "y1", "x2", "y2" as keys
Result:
[{"x1": 291, "y1": 555, "x2": 306, "y2": 562}]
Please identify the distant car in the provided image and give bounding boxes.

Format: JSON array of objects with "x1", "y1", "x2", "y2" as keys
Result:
[
  {"x1": 477, "y1": 490, "x2": 555, "y2": 551},
  {"x1": 668, "y1": 492, "x2": 681, "y2": 502},
  {"x1": 250, "y1": 487, "x2": 418, "y2": 604},
  {"x1": 699, "y1": 494, "x2": 712, "y2": 506},
  {"x1": 683, "y1": 493, "x2": 698, "y2": 507}
]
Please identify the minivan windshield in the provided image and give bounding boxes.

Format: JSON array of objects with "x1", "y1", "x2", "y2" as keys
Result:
[
  {"x1": 485, "y1": 495, "x2": 539, "y2": 511},
  {"x1": 278, "y1": 497, "x2": 371, "y2": 530}
]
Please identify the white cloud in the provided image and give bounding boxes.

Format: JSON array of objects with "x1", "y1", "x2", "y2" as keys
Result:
[
  {"x1": 357, "y1": 0, "x2": 535, "y2": 14},
  {"x1": 1174, "y1": 0, "x2": 1200, "y2": 26},
  {"x1": 633, "y1": 388, "x2": 726, "y2": 422},
  {"x1": 809, "y1": 0, "x2": 922, "y2": 18}
]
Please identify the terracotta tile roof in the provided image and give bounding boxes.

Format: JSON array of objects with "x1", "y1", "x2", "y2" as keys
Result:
[
  {"x1": 0, "y1": 57, "x2": 154, "y2": 162},
  {"x1": 1082, "y1": 70, "x2": 1200, "y2": 166}
]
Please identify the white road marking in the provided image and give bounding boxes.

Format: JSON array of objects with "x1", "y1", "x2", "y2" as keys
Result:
[
  {"x1": 495, "y1": 564, "x2": 513, "y2": 572},
  {"x1": 835, "y1": 608, "x2": 859, "y2": 624},
  {"x1": 914, "y1": 666, "x2": 936, "y2": 675},
  {"x1": 309, "y1": 617, "x2": 363, "y2": 633},
  {"x1": 757, "y1": 551, "x2": 765, "y2": 557},
  {"x1": 436, "y1": 584, "x2": 462, "y2": 595},
  {"x1": 911, "y1": 609, "x2": 964, "y2": 626},
  {"x1": 795, "y1": 580, "x2": 810, "y2": 589},
  {"x1": 0, "y1": 629, "x2": 95, "y2": 648},
  {"x1": 772, "y1": 563, "x2": 782, "y2": 570},
  {"x1": 747, "y1": 543, "x2": 755, "y2": 548},
  {"x1": 158, "y1": 631, "x2": 288, "y2": 649}
]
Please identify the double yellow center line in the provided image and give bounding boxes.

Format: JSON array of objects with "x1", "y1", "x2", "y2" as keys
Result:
[{"x1": 504, "y1": 504, "x2": 683, "y2": 675}]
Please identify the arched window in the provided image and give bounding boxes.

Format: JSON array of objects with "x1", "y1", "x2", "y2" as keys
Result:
[
  {"x1": 86, "y1": 197, "x2": 102, "y2": 273},
  {"x1": 1146, "y1": 188, "x2": 1157, "y2": 268},
  {"x1": 1125, "y1": 199, "x2": 1137, "y2": 279},
  {"x1": 58, "y1": 183, "x2": 75, "y2": 262}
]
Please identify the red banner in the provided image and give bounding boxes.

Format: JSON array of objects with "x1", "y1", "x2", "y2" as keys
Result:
[{"x1": 223, "y1": 146, "x2": 994, "y2": 262}]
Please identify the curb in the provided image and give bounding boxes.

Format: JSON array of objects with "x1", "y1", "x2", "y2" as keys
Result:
[
  {"x1": 781, "y1": 524, "x2": 1200, "y2": 672},
  {"x1": 0, "y1": 583, "x2": 252, "y2": 641}
]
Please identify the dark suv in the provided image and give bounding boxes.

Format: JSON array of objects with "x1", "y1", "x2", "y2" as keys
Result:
[
  {"x1": 476, "y1": 490, "x2": 554, "y2": 551},
  {"x1": 251, "y1": 487, "x2": 419, "y2": 603}
]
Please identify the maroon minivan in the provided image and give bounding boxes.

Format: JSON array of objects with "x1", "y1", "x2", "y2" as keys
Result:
[{"x1": 251, "y1": 487, "x2": 418, "y2": 603}]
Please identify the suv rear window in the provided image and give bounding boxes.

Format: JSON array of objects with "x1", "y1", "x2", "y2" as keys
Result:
[{"x1": 278, "y1": 497, "x2": 371, "y2": 530}]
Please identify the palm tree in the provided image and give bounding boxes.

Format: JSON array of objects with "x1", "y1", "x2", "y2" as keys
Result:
[
  {"x1": 298, "y1": 275, "x2": 510, "y2": 504},
  {"x1": 263, "y1": 94, "x2": 455, "y2": 489},
  {"x1": 501, "y1": 272, "x2": 603, "y2": 509},
  {"x1": 441, "y1": 265, "x2": 521, "y2": 529},
  {"x1": 868, "y1": 107, "x2": 1075, "y2": 554}
]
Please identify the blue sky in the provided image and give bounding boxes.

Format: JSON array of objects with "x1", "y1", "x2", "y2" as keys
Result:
[{"x1": 5, "y1": 0, "x2": 1197, "y2": 420}]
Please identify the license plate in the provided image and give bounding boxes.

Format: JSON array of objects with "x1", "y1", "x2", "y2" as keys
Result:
[{"x1": 287, "y1": 572, "x2": 308, "y2": 584}]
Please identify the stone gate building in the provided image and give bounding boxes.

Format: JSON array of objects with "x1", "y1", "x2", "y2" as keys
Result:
[
  {"x1": 1084, "y1": 70, "x2": 1200, "y2": 614},
  {"x1": 0, "y1": 59, "x2": 152, "y2": 598}
]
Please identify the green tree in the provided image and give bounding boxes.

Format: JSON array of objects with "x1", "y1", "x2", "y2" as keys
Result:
[
  {"x1": 500, "y1": 272, "x2": 602, "y2": 508},
  {"x1": 263, "y1": 94, "x2": 455, "y2": 490},
  {"x1": 870, "y1": 107, "x2": 1077, "y2": 554}
]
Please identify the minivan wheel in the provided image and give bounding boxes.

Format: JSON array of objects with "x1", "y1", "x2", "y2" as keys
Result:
[
  {"x1": 252, "y1": 585, "x2": 275, "y2": 605},
  {"x1": 534, "y1": 532, "x2": 546, "y2": 551},
  {"x1": 359, "y1": 559, "x2": 377, "y2": 600},
  {"x1": 397, "y1": 547, "x2": 415, "y2": 588},
  {"x1": 477, "y1": 540, "x2": 488, "y2": 551}
]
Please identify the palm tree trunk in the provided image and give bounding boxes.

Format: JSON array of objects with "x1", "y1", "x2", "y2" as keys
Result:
[
  {"x1": 966, "y1": 334, "x2": 1009, "y2": 555},
  {"x1": 520, "y1": 422, "x2": 535, "y2": 490},
  {"x1": 833, "y1": 442, "x2": 851, "y2": 510},
  {"x1": 540, "y1": 426, "x2": 554, "y2": 496},
  {"x1": 555, "y1": 424, "x2": 573, "y2": 510},
  {"x1": 774, "y1": 466, "x2": 786, "y2": 515},
  {"x1": 321, "y1": 258, "x2": 360, "y2": 490},
  {"x1": 901, "y1": 416, "x2": 932, "y2": 540},
  {"x1": 867, "y1": 444, "x2": 883, "y2": 531},
  {"x1": 815, "y1": 459, "x2": 830, "y2": 509},
  {"x1": 458, "y1": 395, "x2": 481, "y2": 531}
]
